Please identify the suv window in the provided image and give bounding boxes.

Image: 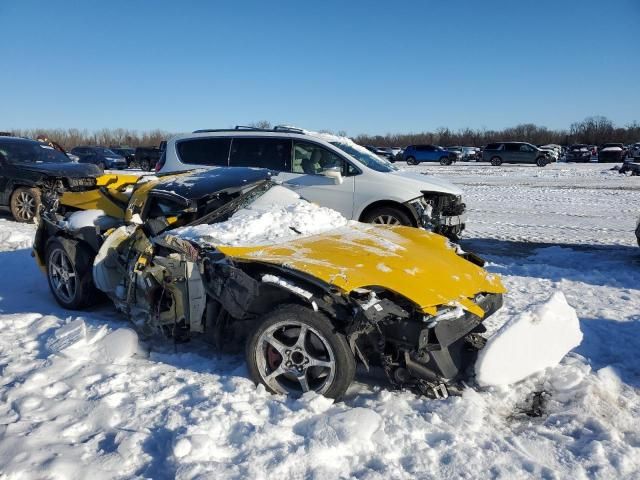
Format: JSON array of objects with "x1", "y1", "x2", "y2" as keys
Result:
[
  {"x1": 505, "y1": 143, "x2": 521, "y2": 152},
  {"x1": 520, "y1": 144, "x2": 535, "y2": 152},
  {"x1": 177, "y1": 138, "x2": 231, "y2": 166},
  {"x1": 485, "y1": 143, "x2": 500, "y2": 150},
  {"x1": 229, "y1": 138, "x2": 291, "y2": 171},
  {"x1": 293, "y1": 141, "x2": 355, "y2": 176}
]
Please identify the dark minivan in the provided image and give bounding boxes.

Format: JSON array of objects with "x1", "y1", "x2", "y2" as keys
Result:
[{"x1": 481, "y1": 142, "x2": 551, "y2": 166}]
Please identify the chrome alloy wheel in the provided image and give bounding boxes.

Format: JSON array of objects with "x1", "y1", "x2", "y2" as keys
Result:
[
  {"x1": 256, "y1": 320, "x2": 336, "y2": 395},
  {"x1": 48, "y1": 248, "x2": 77, "y2": 304},
  {"x1": 15, "y1": 191, "x2": 36, "y2": 221},
  {"x1": 372, "y1": 214, "x2": 402, "y2": 225}
]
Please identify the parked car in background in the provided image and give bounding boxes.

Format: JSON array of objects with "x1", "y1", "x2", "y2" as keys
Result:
[
  {"x1": 403, "y1": 145, "x2": 458, "y2": 165},
  {"x1": 482, "y1": 142, "x2": 552, "y2": 166},
  {"x1": 461, "y1": 147, "x2": 480, "y2": 161},
  {"x1": 446, "y1": 146, "x2": 465, "y2": 161},
  {"x1": 110, "y1": 147, "x2": 136, "y2": 166},
  {"x1": 0, "y1": 136, "x2": 100, "y2": 222},
  {"x1": 539, "y1": 144, "x2": 561, "y2": 161},
  {"x1": 598, "y1": 143, "x2": 625, "y2": 163},
  {"x1": 134, "y1": 146, "x2": 162, "y2": 171},
  {"x1": 566, "y1": 144, "x2": 592, "y2": 162},
  {"x1": 365, "y1": 146, "x2": 396, "y2": 162},
  {"x1": 156, "y1": 126, "x2": 468, "y2": 239},
  {"x1": 70, "y1": 146, "x2": 127, "y2": 170},
  {"x1": 629, "y1": 143, "x2": 640, "y2": 160}
]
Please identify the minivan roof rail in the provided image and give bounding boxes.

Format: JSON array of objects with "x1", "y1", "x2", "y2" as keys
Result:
[{"x1": 192, "y1": 125, "x2": 306, "y2": 134}]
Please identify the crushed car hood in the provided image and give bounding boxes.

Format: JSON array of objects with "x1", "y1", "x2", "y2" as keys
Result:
[
  {"x1": 385, "y1": 170, "x2": 463, "y2": 196},
  {"x1": 216, "y1": 224, "x2": 505, "y2": 317},
  {"x1": 18, "y1": 162, "x2": 101, "y2": 177}
]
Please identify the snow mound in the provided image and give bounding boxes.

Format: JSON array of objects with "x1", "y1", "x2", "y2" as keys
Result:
[
  {"x1": 475, "y1": 291, "x2": 583, "y2": 386},
  {"x1": 62, "y1": 209, "x2": 106, "y2": 230},
  {"x1": 172, "y1": 185, "x2": 348, "y2": 246},
  {"x1": 92, "y1": 328, "x2": 139, "y2": 364}
]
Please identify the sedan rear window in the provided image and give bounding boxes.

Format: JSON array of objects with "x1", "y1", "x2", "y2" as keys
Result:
[{"x1": 177, "y1": 138, "x2": 231, "y2": 166}]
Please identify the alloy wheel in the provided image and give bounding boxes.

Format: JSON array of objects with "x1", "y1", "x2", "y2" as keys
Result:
[
  {"x1": 373, "y1": 214, "x2": 402, "y2": 225},
  {"x1": 48, "y1": 248, "x2": 77, "y2": 304},
  {"x1": 15, "y1": 191, "x2": 36, "y2": 221},
  {"x1": 256, "y1": 320, "x2": 336, "y2": 395}
]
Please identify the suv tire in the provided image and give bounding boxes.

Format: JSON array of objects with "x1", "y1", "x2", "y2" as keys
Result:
[
  {"x1": 246, "y1": 304, "x2": 356, "y2": 399},
  {"x1": 362, "y1": 206, "x2": 414, "y2": 226},
  {"x1": 406, "y1": 156, "x2": 417, "y2": 165},
  {"x1": 10, "y1": 187, "x2": 41, "y2": 223},
  {"x1": 536, "y1": 157, "x2": 548, "y2": 167},
  {"x1": 440, "y1": 156, "x2": 452, "y2": 166},
  {"x1": 490, "y1": 156, "x2": 503, "y2": 166}
]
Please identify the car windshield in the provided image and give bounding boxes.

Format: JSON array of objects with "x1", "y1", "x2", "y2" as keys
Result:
[
  {"x1": 329, "y1": 141, "x2": 397, "y2": 172},
  {"x1": 0, "y1": 142, "x2": 71, "y2": 164}
]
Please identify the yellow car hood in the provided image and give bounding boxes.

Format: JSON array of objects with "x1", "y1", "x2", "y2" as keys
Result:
[{"x1": 217, "y1": 224, "x2": 505, "y2": 317}]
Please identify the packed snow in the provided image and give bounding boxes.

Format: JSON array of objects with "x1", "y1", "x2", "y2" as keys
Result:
[
  {"x1": 475, "y1": 291, "x2": 583, "y2": 386},
  {"x1": 0, "y1": 162, "x2": 639, "y2": 478},
  {"x1": 172, "y1": 185, "x2": 348, "y2": 246}
]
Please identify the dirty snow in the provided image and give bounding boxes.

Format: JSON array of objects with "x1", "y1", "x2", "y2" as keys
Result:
[
  {"x1": 173, "y1": 185, "x2": 348, "y2": 246},
  {"x1": 476, "y1": 291, "x2": 583, "y2": 386},
  {"x1": 0, "y1": 162, "x2": 639, "y2": 478}
]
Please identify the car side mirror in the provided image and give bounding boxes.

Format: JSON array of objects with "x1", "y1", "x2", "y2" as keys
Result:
[{"x1": 322, "y1": 168, "x2": 343, "y2": 185}]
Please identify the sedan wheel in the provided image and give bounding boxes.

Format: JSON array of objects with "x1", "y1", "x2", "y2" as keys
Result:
[
  {"x1": 247, "y1": 305, "x2": 355, "y2": 398},
  {"x1": 48, "y1": 247, "x2": 78, "y2": 305}
]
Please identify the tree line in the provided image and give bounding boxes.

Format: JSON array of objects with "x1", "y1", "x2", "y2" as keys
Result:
[
  {"x1": 5, "y1": 116, "x2": 639, "y2": 150},
  {"x1": 354, "y1": 116, "x2": 640, "y2": 147}
]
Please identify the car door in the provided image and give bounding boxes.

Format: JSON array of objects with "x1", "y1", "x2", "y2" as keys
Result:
[
  {"x1": 503, "y1": 143, "x2": 523, "y2": 163},
  {"x1": 520, "y1": 143, "x2": 537, "y2": 163},
  {"x1": 276, "y1": 140, "x2": 356, "y2": 219}
]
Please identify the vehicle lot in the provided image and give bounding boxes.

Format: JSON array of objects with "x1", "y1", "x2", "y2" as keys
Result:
[{"x1": 0, "y1": 163, "x2": 638, "y2": 478}]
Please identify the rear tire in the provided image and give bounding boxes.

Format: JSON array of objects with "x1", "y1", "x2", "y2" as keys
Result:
[
  {"x1": 490, "y1": 156, "x2": 502, "y2": 166},
  {"x1": 362, "y1": 206, "x2": 414, "y2": 226},
  {"x1": 246, "y1": 304, "x2": 356, "y2": 399},
  {"x1": 45, "y1": 238, "x2": 96, "y2": 309},
  {"x1": 10, "y1": 187, "x2": 41, "y2": 223},
  {"x1": 440, "y1": 156, "x2": 452, "y2": 166},
  {"x1": 406, "y1": 156, "x2": 417, "y2": 165}
]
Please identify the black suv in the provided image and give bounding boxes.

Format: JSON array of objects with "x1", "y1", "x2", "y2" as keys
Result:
[
  {"x1": 0, "y1": 137, "x2": 100, "y2": 222},
  {"x1": 70, "y1": 146, "x2": 128, "y2": 170}
]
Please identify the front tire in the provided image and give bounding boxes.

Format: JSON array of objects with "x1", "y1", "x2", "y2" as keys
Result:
[
  {"x1": 362, "y1": 206, "x2": 414, "y2": 226},
  {"x1": 406, "y1": 156, "x2": 417, "y2": 165},
  {"x1": 46, "y1": 238, "x2": 95, "y2": 309},
  {"x1": 490, "y1": 156, "x2": 502, "y2": 166},
  {"x1": 536, "y1": 157, "x2": 548, "y2": 167},
  {"x1": 10, "y1": 187, "x2": 41, "y2": 223},
  {"x1": 440, "y1": 156, "x2": 452, "y2": 166},
  {"x1": 246, "y1": 304, "x2": 356, "y2": 399}
]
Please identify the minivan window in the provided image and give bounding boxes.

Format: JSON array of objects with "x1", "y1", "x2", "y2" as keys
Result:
[
  {"x1": 229, "y1": 138, "x2": 291, "y2": 171},
  {"x1": 293, "y1": 141, "x2": 355, "y2": 176},
  {"x1": 177, "y1": 138, "x2": 231, "y2": 166},
  {"x1": 330, "y1": 141, "x2": 397, "y2": 172}
]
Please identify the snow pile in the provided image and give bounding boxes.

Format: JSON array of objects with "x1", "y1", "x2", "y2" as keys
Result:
[
  {"x1": 62, "y1": 209, "x2": 106, "y2": 230},
  {"x1": 173, "y1": 185, "x2": 348, "y2": 246},
  {"x1": 0, "y1": 218, "x2": 34, "y2": 250},
  {"x1": 475, "y1": 292, "x2": 583, "y2": 386}
]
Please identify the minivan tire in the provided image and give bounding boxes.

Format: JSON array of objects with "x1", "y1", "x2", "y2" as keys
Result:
[
  {"x1": 362, "y1": 206, "x2": 414, "y2": 226},
  {"x1": 490, "y1": 156, "x2": 502, "y2": 166}
]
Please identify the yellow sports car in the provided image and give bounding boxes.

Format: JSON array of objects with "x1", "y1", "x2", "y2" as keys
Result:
[{"x1": 33, "y1": 167, "x2": 505, "y2": 399}]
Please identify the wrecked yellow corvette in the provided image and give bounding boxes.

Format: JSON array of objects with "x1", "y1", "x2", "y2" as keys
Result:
[{"x1": 33, "y1": 167, "x2": 505, "y2": 399}]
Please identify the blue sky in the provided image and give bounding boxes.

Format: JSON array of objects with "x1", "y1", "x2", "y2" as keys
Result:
[{"x1": 1, "y1": 0, "x2": 639, "y2": 136}]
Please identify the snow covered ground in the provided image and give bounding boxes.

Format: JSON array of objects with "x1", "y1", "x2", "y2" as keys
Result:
[{"x1": 0, "y1": 162, "x2": 639, "y2": 479}]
